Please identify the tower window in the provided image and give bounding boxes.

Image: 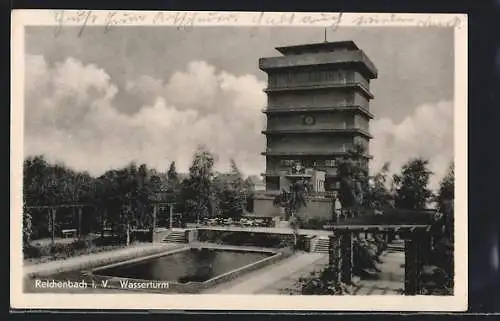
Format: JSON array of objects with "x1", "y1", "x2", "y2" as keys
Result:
[
  {"x1": 325, "y1": 159, "x2": 337, "y2": 167},
  {"x1": 314, "y1": 160, "x2": 325, "y2": 167},
  {"x1": 280, "y1": 159, "x2": 294, "y2": 167}
]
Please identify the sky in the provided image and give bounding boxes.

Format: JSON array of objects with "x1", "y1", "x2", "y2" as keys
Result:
[{"x1": 24, "y1": 25, "x2": 455, "y2": 189}]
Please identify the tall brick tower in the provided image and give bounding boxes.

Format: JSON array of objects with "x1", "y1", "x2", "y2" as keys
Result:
[{"x1": 256, "y1": 41, "x2": 377, "y2": 213}]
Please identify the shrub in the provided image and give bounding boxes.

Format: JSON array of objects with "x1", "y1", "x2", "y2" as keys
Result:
[
  {"x1": 420, "y1": 265, "x2": 453, "y2": 295},
  {"x1": 300, "y1": 217, "x2": 329, "y2": 230},
  {"x1": 93, "y1": 235, "x2": 126, "y2": 246},
  {"x1": 50, "y1": 243, "x2": 79, "y2": 257},
  {"x1": 71, "y1": 239, "x2": 92, "y2": 251},
  {"x1": 131, "y1": 230, "x2": 152, "y2": 243},
  {"x1": 351, "y1": 234, "x2": 388, "y2": 277},
  {"x1": 23, "y1": 209, "x2": 33, "y2": 245},
  {"x1": 295, "y1": 266, "x2": 351, "y2": 295},
  {"x1": 23, "y1": 244, "x2": 44, "y2": 259},
  {"x1": 23, "y1": 239, "x2": 94, "y2": 260}
]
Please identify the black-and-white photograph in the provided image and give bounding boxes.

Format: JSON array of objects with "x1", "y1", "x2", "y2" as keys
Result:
[{"x1": 11, "y1": 11, "x2": 467, "y2": 311}]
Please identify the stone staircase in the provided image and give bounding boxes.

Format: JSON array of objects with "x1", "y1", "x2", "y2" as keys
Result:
[
  {"x1": 162, "y1": 230, "x2": 186, "y2": 243},
  {"x1": 387, "y1": 239, "x2": 405, "y2": 252},
  {"x1": 312, "y1": 236, "x2": 329, "y2": 254}
]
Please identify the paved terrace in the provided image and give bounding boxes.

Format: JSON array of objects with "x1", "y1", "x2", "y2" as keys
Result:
[
  {"x1": 202, "y1": 252, "x2": 327, "y2": 294},
  {"x1": 203, "y1": 247, "x2": 405, "y2": 295}
]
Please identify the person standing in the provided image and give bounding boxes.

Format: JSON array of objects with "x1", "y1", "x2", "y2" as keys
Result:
[{"x1": 331, "y1": 191, "x2": 342, "y2": 224}]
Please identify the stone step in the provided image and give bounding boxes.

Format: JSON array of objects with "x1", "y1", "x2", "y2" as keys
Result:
[
  {"x1": 165, "y1": 234, "x2": 185, "y2": 238},
  {"x1": 164, "y1": 235, "x2": 185, "y2": 239},
  {"x1": 162, "y1": 239, "x2": 186, "y2": 244},
  {"x1": 162, "y1": 232, "x2": 186, "y2": 243},
  {"x1": 313, "y1": 238, "x2": 330, "y2": 253}
]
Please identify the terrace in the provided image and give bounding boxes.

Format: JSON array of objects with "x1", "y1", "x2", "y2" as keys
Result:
[{"x1": 23, "y1": 207, "x2": 438, "y2": 296}]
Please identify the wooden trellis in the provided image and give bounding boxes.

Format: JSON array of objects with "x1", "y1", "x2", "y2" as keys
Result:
[
  {"x1": 151, "y1": 202, "x2": 177, "y2": 230},
  {"x1": 24, "y1": 204, "x2": 95, "y2": 245},
  {"x1": 328, "y1": 209, "x2": 437, "y2": 295}
]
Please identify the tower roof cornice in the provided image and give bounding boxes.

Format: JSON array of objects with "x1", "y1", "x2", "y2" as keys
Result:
[
  {"x1": 259, "y1": 49, "x2": 378, "y2": 79},
  {"x1": 275, "y1": 41, "x2": 359, "y2": 55}
]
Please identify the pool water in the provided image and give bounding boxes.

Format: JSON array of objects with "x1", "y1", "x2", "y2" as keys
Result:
[{"x1": 96, "y1": 248, "x2": 273, "y2": 283}]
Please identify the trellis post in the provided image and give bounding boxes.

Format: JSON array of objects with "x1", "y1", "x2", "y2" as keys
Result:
[
  {"x1": 50, "y1": 208, "x2": 56, "y2": 246},
  {"x1": 169, "y1": 204, "x2": 173, "y2": 230},
  {"x1": 340, "y1": 230, "x2": 354, "y2": 284},
  {"x1": 329, "y1": 229, "x2": 354, "y2": 285},
  {"x1": 404, "y1": 230, "x2": 424, "y2": 295},
  {"x1": 77, "y1": 206, "x2": 83, "y2": 239},
  {"x1": 152, "y1": 204, "x2": 157, "y2": 243}
]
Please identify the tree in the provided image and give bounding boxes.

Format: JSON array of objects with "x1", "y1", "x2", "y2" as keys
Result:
[
  {"x1": 22, "y1": 156, "x2": 166, "y2": 244},
  {"x1": 181, "y1": 147, "x2": 216, "y2": 224},
  {"x1": 243, "y1": 176, "x2": 256, "y2": 213},
  {"x1": 23, "y1": 202, "x2": 33, "y2": 248},
  {"x1": 23, "y1": 157, "x2": 96, "y2": 242},
  {"x1": 435, "y1": 162, "x2": 454, "y2": 215},
  {"x1": 273, "y1": 179, "x2": 309, "y2": 249},
  {"x1": 98, "y1": 165, "x2": 139, "y2": 241},
  {"x1": 393, "y1": 158, "x2": 433, "y2": 209},
  {"x1": 167, "y1": 161, "x2": 180, "y2": 192},
  {"x1": 366, "y1": 162, "x2": 395, "y2": 210},
  {"x1": 337, "y1": 143, "x2": 370, "y2": 211},
  {"x1": 120, "y1": 165, "x2": 136, "y2": 244},
  {"x1": 332, "y1": 144, "x2": 391, "y2": 279},
  {"x1": 422, "y1": 161, "x2": 454, "y2": 295},
  {"x1": 135, "y1": 164, "x2": 153, "y2": 229},
  {"x1": 213, "y1": 160, "x2": 247, "y2": 218},
  {"x1": 167, "y1": 161, "x2": 178, "y2": 181},
  {"x1": 434, "y1": 161, "x2": 454, "y2": 259},
  {"x1": 23, "y1": 155, "x2": 49, "y2": 206}
]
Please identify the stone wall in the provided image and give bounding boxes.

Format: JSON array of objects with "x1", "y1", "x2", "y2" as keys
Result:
[
  {"x1": 253, "y1": 195, "x2": 332, "y2": 221},
  {"x1": 253, "y1": 195, "x2": 282, "y2": 218},
  {"x1": 197, "y1": 228, "x2": 295, "y2": 248}
]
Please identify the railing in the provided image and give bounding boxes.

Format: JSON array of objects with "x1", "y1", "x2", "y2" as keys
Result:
[
  {"x1": 264, "y1": 82, "x2": 374, "y2": 100},
  {"x1": 261, "y1": 105, "x2": 374, "y2": 119}
]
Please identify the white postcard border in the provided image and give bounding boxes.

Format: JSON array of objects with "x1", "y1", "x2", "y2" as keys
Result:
[{"x1": 10, "y1": 10, "x2": 468, "y2": 311}]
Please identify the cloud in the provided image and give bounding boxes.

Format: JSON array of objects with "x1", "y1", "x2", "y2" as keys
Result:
[
  {"x1": 25, "y1": 56, "x2": 118, "y2": 132},
  {"x1": 370, "y1": 100, "x2": 454, "y2": 190},
  {"x1": 24, "y1": 54, "x2": 453, "y2": 190},
  {"x1": 24, "y1": 55, "x2": 266, "y2": 176}
]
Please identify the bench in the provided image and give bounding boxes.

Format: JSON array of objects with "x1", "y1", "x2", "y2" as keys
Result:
[{"x1": 61, "y1": 229, "x2": 77, "y2": 238}]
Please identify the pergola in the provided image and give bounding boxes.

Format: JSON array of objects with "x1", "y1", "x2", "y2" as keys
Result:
[
  {"x1": 25, "y1": 204, "x2": 95, "y2": 244},
  {"x1": 328, "y1": 209, "x2": 437, "y2": 295},
  {"x1": 151, "y1": 201, "x2": 178, "y2": 230}
]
